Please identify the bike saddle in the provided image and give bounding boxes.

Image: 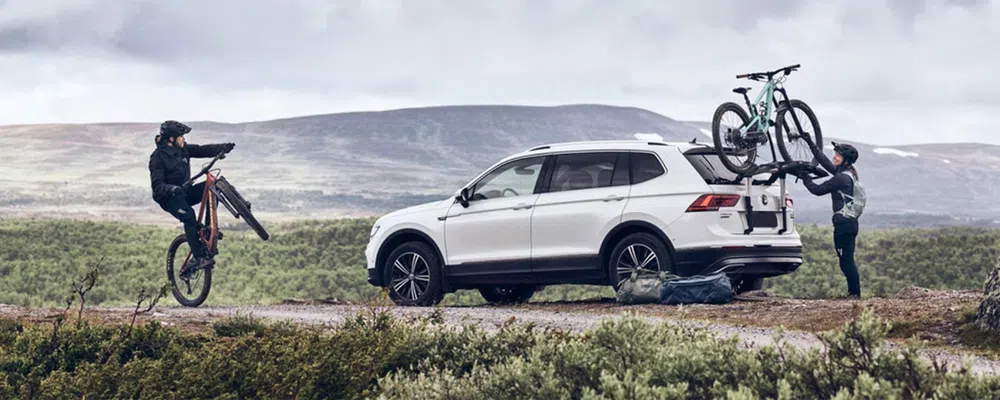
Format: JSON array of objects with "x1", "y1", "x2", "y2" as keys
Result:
[{"x1": 732, "y1": 87, "x2": 752, "y2": 94}]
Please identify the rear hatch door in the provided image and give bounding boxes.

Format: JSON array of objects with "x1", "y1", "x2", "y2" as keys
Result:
[{"x1": 683, "y1": 148, "x2": 790, "y2": 235}]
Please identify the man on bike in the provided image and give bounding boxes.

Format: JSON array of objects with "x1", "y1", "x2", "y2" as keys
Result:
[{"x1": 149, "y1": 120, "x2": 235, "y2": 275}]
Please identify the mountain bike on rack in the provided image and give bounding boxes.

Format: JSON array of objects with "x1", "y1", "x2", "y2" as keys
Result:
[
  {"x1": 165, "y1": 151, "x2": 269, "y2": 307},
  {"x1": 711, "y1": 63, "x2": 823, "y2": 175}
]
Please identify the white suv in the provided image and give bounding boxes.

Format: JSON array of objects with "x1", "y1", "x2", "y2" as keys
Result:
[{"x1": 365, "y1": 140, "x2": 803, "y2": 306}]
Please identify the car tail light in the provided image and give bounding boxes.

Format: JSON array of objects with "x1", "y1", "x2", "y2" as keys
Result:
[
  {"x1": 686, "y1": 194, "x2": 741, "y2": 212},
  {"x1": 785, "y1": 195, "x2": 794, "y2": 208}
]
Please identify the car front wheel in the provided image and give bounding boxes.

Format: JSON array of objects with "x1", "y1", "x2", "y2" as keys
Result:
[{"x1": 383, "y1": 241, "x2": 445, "y2": 306}]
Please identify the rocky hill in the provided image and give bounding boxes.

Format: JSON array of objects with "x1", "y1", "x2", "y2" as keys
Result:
[{"x1": 1, "y1": 104, "x2": 997, "y2": 227}]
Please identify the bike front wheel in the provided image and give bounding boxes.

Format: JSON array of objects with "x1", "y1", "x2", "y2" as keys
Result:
[
  {"x1": 215, "y1": 177, "x2": 270, "y2": 241},
  {"x1": 166, "y1": 234, "x2": 213, "y2": 307},
  {"x1": 711, "y1": 102, "x2": 758, "y2": 175},
  {"x1": 775, "y1": 99, "x2": 823, "y2": 164}
]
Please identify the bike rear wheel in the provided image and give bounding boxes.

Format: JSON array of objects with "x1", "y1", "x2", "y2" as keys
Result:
[
  {"x1": 166, "y1": 234, "x2": 213, "y2": 307},
  {"x1": 775, "y1": 99, "x2": 823, "y2": 164},
  {"x1": 215, "y1": 177, "x2": 270, "y2": 241},
  {"x1": 711, "y1": 102, "x2": 758, "y2": 175}
]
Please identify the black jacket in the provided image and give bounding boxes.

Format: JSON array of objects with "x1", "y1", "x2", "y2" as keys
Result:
[
  {"x1": 801, "y1": 144, "x2": 857, "y2": 225},
  {"x1": 149, "y1": 142, "x2": 229, "y2": 204}
]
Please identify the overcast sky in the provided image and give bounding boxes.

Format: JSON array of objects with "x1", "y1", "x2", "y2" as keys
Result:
[{"x1": 0, "y1": 0, "x2": 994, "y2": 145}]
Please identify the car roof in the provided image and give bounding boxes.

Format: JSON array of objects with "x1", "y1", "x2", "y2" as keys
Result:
[{"x1": 516, "y1": 139, "x2": 710, "y2": 156}]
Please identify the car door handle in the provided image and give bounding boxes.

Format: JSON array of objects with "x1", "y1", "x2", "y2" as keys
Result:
[
  {"x1": 512, "y1": 204, "x2": 533, "y2": 210},
  {"x1": 603, "y1": 195, "x2": 625, "y2": 202}
]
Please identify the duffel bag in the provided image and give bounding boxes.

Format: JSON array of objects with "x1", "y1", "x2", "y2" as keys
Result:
[
  {"x1": 659, "y1": 273, "x2": 734, "y2": 305},
  {"x1": 615, "y1": 270, "x2": 678, "y2": 305}
]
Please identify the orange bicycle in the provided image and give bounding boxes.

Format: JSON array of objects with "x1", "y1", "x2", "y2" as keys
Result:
[{"x1": 165, "y1": 151, "x2": 269, "y2": 307}]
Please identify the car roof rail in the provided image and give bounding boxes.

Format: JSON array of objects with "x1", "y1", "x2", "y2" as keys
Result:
[{"x1": 528, "y1": 145, "x2": 551, "y2": 151}]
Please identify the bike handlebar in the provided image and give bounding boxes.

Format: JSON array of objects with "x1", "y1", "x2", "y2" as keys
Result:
[
  {"x1": 736, "y1": 64, "x2": 800, "y2": 81},
  {"x1": 183, "y1": 152, "x2": 227, "y2": 188}
]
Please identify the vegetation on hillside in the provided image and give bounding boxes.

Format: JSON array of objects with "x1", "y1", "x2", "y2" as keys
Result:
[
  {"x1": 0, "y1": 218, "x2": 997, "y2": 307},
  {"x1": 0, "y1": 303, "x2": 997, "y2": 399}
]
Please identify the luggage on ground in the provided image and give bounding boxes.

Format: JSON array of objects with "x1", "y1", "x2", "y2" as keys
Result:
[
  {"x1": 615, "y1": 270, "x2": 677, "y2": 304},
  {"x1": 659, "y1": 273, "x2": 734, "y2": 305}
]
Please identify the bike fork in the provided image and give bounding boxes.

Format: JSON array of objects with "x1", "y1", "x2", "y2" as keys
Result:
[{"x1": 774, "y1": 87, "x2": 803, "y2": 134}]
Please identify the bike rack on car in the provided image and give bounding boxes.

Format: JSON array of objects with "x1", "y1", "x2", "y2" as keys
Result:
[{"x1": 733, "y1": 160, "x2": 827, "y2": 235}]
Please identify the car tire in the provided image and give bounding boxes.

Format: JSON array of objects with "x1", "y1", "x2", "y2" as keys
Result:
[
  {"x1": 607, "y1": 232, "x2": 674, "y2": 291},
  {"x1": 383, "y1": 241, "x2": 445, "y2": 306},
  {"x1": 733, "y1": 276, "x2": 764, "y2": 294},
  {"x1": 478, "y1": 285, "x2": 536, "y2": 305}
]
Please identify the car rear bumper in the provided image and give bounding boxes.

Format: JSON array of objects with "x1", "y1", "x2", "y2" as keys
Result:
[{"x1": 673, "y1": 245, "x2": 802, "y2": 278}]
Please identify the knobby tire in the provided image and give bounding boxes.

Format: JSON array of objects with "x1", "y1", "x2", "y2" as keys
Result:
[
  {"x1": 214, "y1": 177, "x2": 270, "y2": 241},
  {"x1": 775, "y1": 99, "x2": 823, "y2": 164},
  {"x1": 166, "y1": 234, "x2": 213, "y2": 307},
  {"x1": 711, "y1": 102, "x2": 757, "y2": 175}
]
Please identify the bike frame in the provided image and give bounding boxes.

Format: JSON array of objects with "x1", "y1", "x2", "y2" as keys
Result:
[
  {"x1": 179, "y1": 153, "x2": 240, "y2": 267},
  {"x1": 178, "y1": 171, "x2": 220, "y2": 268},
  {"x1": 737, "y1": 77, "x2": 787, "y2": 134},
  {"x1": 734, "y1": 71, "x2": 807, "y2": 145}
]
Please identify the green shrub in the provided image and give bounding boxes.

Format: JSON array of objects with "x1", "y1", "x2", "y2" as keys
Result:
[
  {"x1": 2, "y1": 219, "x2": 998, "y2": 307},
  {"x1": 0, "y1": 307, "x2": 998, "y2": 399}
]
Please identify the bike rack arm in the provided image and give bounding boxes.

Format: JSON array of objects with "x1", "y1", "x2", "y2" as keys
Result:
[{"x1": 738, "y1": 160, "x2": 828, "y2": 235}]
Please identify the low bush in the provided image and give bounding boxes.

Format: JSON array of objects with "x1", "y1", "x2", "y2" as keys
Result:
[{"x1": 0, "y1": 305, "x2": 998, "y2": 399}]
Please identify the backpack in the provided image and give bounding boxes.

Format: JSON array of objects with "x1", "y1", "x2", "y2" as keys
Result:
[{"x1": 836, "y1": 172, "x2": 866, "y2": 219}]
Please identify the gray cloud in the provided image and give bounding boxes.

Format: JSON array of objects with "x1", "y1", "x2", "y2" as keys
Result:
[{"x1": 0, "y1": 0, "x2": 997, "y2": 145}]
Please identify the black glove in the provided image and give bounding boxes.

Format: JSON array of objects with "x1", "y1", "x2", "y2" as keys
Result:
[
  {"x1": 222, "y1": 143, "x2": 235, "y2": 153},
  {"x1": 167, "y1": 185, "x2": 184, "y2": 198}
]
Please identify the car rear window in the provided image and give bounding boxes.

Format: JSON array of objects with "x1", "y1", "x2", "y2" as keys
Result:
[{"x1": 684, "y1": 151, "x2": 742, "y2": 185}]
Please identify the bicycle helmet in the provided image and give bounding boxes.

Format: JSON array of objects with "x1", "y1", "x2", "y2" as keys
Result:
[
  {"x1": 159, "y1": 120, "x2": 191, "y2": 138},
  {"x1": 832, "y1": 142, "x2": 859, "y2": 164}
]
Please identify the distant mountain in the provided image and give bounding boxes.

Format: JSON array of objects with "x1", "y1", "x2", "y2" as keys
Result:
[{"x1": 1, "y1": 104, "x2": 998, "y2": 227}]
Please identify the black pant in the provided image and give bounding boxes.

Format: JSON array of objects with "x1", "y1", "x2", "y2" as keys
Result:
[
  {"x1": 833, "y1": 220, "x2": 860, "y2": 297},
  {"x1": 159, "y1": 182, "x2": 209, "y2": 258}
]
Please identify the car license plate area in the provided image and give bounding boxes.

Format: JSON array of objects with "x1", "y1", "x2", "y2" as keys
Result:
[{"x1": 749, "y1": 211, "x2": 778, "y2": 228}]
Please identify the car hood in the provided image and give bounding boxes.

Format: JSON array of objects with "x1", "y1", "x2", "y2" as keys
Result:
[{"x1": 379, "y1": 198, "x2": 452, "y2": 220}]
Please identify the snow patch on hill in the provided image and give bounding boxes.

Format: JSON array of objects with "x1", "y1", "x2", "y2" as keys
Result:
[
  {"x1": 873, "y1": 147, "x2": 919, "y2": 158},
  {"x1": 634, "y1": 133, "x2": 665, "y2": 141}
]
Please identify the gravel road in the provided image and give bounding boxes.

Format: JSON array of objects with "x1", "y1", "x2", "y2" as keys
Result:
[{"x1": 146, "y1": 302, "x2": 1000, "y2": 376}]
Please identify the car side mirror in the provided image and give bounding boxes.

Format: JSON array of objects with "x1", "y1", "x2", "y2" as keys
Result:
[{"x1": 456, "y1": 188, "x2": 470, "y2": 208}]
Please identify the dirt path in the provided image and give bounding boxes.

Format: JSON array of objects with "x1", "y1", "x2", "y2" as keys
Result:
[{"x1": 2, "y1": 287, "x2": 996, "y2": 375}]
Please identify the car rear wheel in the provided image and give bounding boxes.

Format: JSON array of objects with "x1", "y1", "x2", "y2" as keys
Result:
[
  {"x1": 733, "y1": 276, "x2": 764, "y2": 294},
  {"x1": 608, "y1": 232, "x2": 674, "y2": 291}
]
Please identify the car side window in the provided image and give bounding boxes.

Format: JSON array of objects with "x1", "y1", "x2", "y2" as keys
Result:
[
  {"x1": 631, "y1": 152, "x2": 665, "y2": 184},
  {"x1": 611, "y1": 152, "x2": 630, "y2": 187},
  {"x1": 471, "y1": 156, "x2": 545, "y2": 200},
  {"x1": 547, "y1": 152, "x2": 620, "y2": 193}
]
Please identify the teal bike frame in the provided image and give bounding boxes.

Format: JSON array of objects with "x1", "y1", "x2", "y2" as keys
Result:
[
  {"x1": 741, "y1": 78, "x2": 778, "y2": 135},
  {"x1": 731, "y1": 64, "x2": 801, "y2": 148}
]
